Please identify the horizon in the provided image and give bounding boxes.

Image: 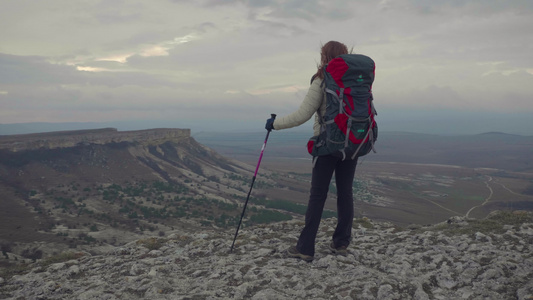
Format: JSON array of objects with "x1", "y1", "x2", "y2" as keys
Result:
[
  {"x1": 1, "y1": 1, "x2": 532, "y2": 136},
  {"x1": 1, "y1": 118, "x2": 532, "y2": 137}
]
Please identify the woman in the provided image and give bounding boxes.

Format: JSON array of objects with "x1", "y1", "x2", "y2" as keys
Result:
[{"x1": 265, "y1": 41, "x2": 357, "y2": 261}]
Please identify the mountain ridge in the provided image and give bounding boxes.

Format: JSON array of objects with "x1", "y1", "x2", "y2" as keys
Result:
[
  {"x1": 0, "y1": 128, "x2": 272, "y2": 262},
  {"x1": 0, "y1": 128, "x2": 191, "y2": 152}
]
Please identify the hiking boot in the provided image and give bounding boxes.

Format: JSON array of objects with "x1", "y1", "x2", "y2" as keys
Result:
[
  {"x1": 328, "y1": 242, "x2": 348, "y2": 256},
  {"x1": 286, "y1": 246, "x2": 313, "y2": 262}
]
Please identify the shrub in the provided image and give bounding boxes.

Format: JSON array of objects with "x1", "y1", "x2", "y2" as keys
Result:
[
  {"x1": 137, "y1": 237, "x2": 167, "y2": 250},
  {"x1": 248, "y1": 210, "x2": 292, "y2": 224},
  {"x1": 354, "y1": 217, "x2": 374, "y2": 229},
  {"x1": 21, "y1": 247, "x2": 43, "y2": 262},
  {"x1": 1, "y1": 243, "x2": 13, "y2": 254}
]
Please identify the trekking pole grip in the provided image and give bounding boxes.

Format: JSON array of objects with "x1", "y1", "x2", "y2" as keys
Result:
[{"x1": 265, "y1": 114, "x2": 277, "y2": 133}]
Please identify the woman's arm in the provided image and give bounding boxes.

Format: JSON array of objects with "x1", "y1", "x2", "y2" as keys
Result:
[{"x1": 273, "y1": 79, "x2": 323, "y2": 130}]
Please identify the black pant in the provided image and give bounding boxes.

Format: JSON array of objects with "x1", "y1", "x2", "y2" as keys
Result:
[{"x1": 296, "y1": 155, "x2": 358, "y2": 256}]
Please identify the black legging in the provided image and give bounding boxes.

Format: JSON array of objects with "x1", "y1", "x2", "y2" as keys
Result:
[{"x1": 296, "y1": 155, "x2": 358, "y2": 256}]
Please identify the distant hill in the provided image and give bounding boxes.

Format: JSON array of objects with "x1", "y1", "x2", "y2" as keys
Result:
[
  {"x1": 0, "y1": 121, "x2": 190, "y2": 135},
  {"x1": 195, "y1": 131, "x2": 533, "y2": 172}
]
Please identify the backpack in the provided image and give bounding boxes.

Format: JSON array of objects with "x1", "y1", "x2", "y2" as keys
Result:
[{"x1": 307, "y1": 54, "x2": 378, "y2": 160}]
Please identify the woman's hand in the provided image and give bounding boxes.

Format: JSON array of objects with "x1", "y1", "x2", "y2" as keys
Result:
[{"x1": 265, "y1": 116, "x2": 275, "y2": 131}]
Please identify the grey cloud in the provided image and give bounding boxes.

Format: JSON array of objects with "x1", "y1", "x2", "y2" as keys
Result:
[
  {"x1": 383, "y1": 0, "x2": 533, "y2": 15},
  {"x1": 165, "y1": 0, "x2": 354, "y2": 40},
  {"x1": 266, "y1": 0, "x2": 354, "y2": 21},
  {"x1": 168, "y1": 0, "x2": 243, "y2": 7},
  {"x1": 249, "y1": 0, "x2": 355, "y2": 21},
  {"x1": 89, "y1": 72, "x2": 176, "y2": 89},
  {"x1": 94, "y1": 11, "x2": 143, "y2": 25},
  {"x1": 408, "y1": 85, "x2": 465, "y2": 108},
  {"x1": 0, "y1": 54, "x2": 175, "y2": 89},
  {"x1": 442, "y1": 0, "x2": 533, "y2": 12},
  {"x1": 203, "y1": 0, "x2": 243, "y2": 6},
  {"x1": 0, "y1": 54, "x2": 80, "y2": 86},
  {"x1": 178, "y1": 0, "x2": 356, "y2": 21},
  {"x1": 108, "y1": 22, "x2": 216, "y2": 50},
  {"x1": 250, "y1": 19, "x2": 310, "y2": 38},
  {"x1": 83, "y1": 0, "x2": 145, "y2": 25},
  {"x1": 2, "y1": 0, "x2": 532, "y2": 131},
  {"x1": 116, "y1": 31, "x2": 171, "y2": 48},
  {"x1": 191, "y1": 22, "x2": 217, "y2": 33},
  {"x1": 369, "y1": 1, "x2": 533, "y2": 69},
  {"x1": 4, "y1": 86, "x2": 84, "y2": 110}
]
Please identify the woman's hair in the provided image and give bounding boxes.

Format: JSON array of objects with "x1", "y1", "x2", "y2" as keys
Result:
[{"x1": 313, "y1": 41, "x2": 349, "y2": 81}]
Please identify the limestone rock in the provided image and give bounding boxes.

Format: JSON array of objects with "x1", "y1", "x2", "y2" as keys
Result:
[{"x1": 1, "y1": 215, "x2": 532, "y2": 299}]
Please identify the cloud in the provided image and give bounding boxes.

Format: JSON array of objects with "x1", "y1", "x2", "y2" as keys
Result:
[
  {"x1": 380, "y1": 0, "x2": 533, "y2": 15},
  {"x1": 1, "y1": 0, "x2": 532, "y2": 134},
  {"x1": 0, "y1": 54, "x2": 80, "y2": 86},
  {"x1": 76, "y1": 66, "x2": 110, "y2": 72},
  {"x1": 0, "y1": 53, "x2": 176, "y2": 89},
  {"x1": 95, "y1": 33, "x2": 199, "y2": 64},
  {"x1": 271, "y1": 0, "x2": 355, "y2": 21},
  {"x1": 378, "y1": 69, "x2": 533, "y2": 113},
  {"x1": 247, "y1": 84, "x2": 307, "y2": 96},
  {"x1": 195, "y1": 0, "x2": 357, "y2": 21}
]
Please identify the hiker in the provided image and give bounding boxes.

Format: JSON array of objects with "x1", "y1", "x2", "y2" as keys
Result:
[{"x1": 265, "y1": 41, "x2": 375, "y2": 261}]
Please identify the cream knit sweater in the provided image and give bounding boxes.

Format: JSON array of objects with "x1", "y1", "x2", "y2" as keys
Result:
[{"x1": 272, "y1": 78, "x2": 326, "y2": 136}]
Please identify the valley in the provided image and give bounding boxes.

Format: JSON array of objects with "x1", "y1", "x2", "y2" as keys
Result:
[
  {"x1": 257, "y1": 158, "x2": 533, "y2": 225},
  {"x1": 1, "y1": 128, "x2": 532, "y2": 262},
  {"x1": 196, "y1": 130, "x2": 533, "y2": 225}
]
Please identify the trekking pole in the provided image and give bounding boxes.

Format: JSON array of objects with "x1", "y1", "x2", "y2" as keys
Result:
[{"x1": 230, "y1": 114, "x2": 276, "y2": 252}]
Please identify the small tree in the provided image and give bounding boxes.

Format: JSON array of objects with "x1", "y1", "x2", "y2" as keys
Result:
[{"x1": 21, "y1": 247, "x2": 43, "y2": 262}]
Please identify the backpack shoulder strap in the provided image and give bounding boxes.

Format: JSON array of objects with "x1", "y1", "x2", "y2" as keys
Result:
[
  {"x1": 316, "y1": 78, "x2": 328, "y2": 126},
  {"x1": 310, "y1": 73, "x2": 319, "y2": 85}
]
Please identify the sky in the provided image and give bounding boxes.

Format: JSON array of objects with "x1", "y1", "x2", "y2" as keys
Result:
[{"x1": 1, "y1": 0, "x2": 532, "y2": 135}]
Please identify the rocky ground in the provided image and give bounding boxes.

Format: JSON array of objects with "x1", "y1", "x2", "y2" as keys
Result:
[{"x1": 1, "y1": 211, "x2": 532, "y2": 300}]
